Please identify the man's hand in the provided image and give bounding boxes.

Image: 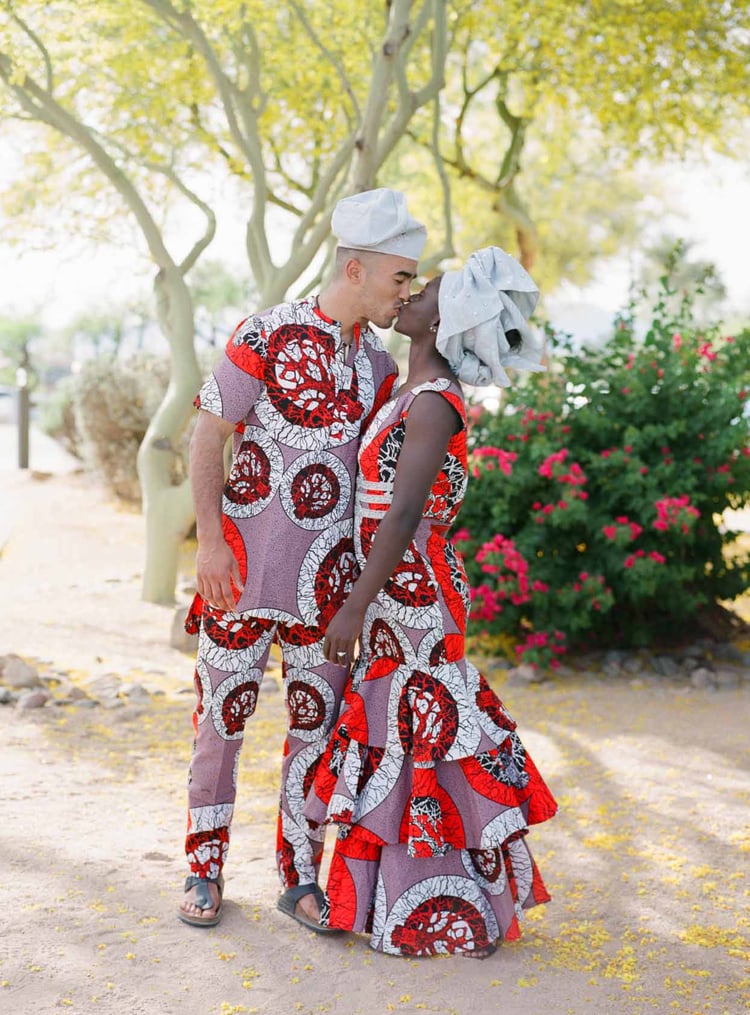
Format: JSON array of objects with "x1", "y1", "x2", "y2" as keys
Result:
[{"x1": 196, "y1": 539, "x2": 243, "y2": 612}]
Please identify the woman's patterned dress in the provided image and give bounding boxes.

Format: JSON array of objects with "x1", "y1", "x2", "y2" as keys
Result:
[{"x1": 305, "y1": 378, "x2": 558, "y2": 956}]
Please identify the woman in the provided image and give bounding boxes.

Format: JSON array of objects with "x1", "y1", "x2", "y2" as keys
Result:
[{"x1": 305, "y1": 248, "x2": 557, "y2": 958}]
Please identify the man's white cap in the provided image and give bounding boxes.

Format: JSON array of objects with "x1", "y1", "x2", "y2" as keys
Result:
[{"x1": 332, "y1": 188, "x2": 427, "y2": 262}]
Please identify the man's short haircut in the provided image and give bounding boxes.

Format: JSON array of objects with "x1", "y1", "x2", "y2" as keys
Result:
[{"x1": 335, "y1": 246, "x2": 371, "y2": 275}]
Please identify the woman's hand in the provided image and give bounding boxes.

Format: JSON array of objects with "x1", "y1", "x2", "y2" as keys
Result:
[{"x1": 323, "y1": 601, "x2": 366, "y2": 667}]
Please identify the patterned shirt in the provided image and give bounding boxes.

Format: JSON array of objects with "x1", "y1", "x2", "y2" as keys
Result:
[{"x1": 195, "y1": 297, "x2": 398, "y2": 623}]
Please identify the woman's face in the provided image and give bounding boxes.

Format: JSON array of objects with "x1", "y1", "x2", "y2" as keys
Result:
[{"x1": 393, "y1": 275, "x2": 442, "y2": 338}]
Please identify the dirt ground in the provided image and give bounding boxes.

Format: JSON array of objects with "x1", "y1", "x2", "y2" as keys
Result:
[{"x1": 0, "y1": 432, "x2": 749, "y2": 1015}]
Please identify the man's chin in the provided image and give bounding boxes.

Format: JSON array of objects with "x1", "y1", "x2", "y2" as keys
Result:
[{"x1": 370, "y1": 316, "x2": 397, "y2": 331}]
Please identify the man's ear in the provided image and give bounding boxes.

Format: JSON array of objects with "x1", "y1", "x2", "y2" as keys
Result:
[{"x1": 344, "y1": 256, "x2": 365, "y2": 285}]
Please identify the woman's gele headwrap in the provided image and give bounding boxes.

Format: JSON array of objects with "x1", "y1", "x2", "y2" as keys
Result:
[{"x1": 436, "y1": 246, "x2": 545, "y2": 387}]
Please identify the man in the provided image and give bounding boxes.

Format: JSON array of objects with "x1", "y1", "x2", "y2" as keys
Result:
[{"x1": 178, "y1": 188, "x2": 427, "y2": 932}]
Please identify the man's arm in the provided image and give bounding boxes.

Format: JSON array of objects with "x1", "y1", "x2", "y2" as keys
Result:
[{"x1": 190, "y1": 409, "x2": 243, "y2": 611}]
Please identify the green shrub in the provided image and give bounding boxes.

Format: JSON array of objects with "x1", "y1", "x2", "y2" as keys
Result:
[{"x1": 457, "y1": 283, "x2": 750, "y2": 667}]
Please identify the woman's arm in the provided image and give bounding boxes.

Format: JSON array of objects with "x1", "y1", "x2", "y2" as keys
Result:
[{"x1": 323, "y1": 390, "x2": 462, "y2": 663}]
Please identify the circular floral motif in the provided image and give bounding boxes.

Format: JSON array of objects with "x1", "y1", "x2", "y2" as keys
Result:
[
  {"x1": 280, "y1": 451, "x2": 351, "y2": 530},
  {"x1": 202, "y1": 611, "x2": 274, "y2": 653},
  {"x1": 284, "y1": 669, "x2": 336, "y2": 741},
  {"x1": 211, "y1": 669, "x2": 263, "y2": 740},
  {"x1": 381, "y1": 875, "x2": 497, "y2": 957},
  {"x1": 255, "y1": 322, "x2": 370, "y2": 450},
  {"x1": 297, "y1": 521, "x2": 359, "y2": 626},
  {"x1": 397, "y1": 670, "x2": 459, "y2": 761},
  {"x1": 462, "y1": 848, "x2": 507, "y2": 895},
  {"x1": 223, "y1": 426, "x2": 283, "y2": 519}
]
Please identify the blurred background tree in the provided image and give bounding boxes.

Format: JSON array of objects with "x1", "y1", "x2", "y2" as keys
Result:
[{"x1": 1, "y1": 0, "x2": 748, "y2": 601}]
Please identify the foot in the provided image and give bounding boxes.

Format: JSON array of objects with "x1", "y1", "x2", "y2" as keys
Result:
[
  {"x1": 295, "y1": 891, "x2": 322, "y2": 926},
  {"x1": 180, "y1": 881, "x2": 221, "y2": 923},
  {"x1": 276, "y1": 883, "x2": 343, "y2": 935}
]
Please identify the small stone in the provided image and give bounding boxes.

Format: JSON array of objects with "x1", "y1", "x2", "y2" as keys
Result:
[
  {"x1": 69, "y1": 686, "x2": 90, "y2": 701},
  {"x1": 604, "y1": 649, "x2": 627, "y2": 664},
  {"x1": 690, "y1": 667, "x2": 716, "y2": 689},
  {"x1": 0, "y1": 687, "x2": 15, "y2": 705},
  {"x1": 506, "y1": 663, "x2": 546, "y2": 687},
  {"x1": 17, "y1": 689, "x2": 50, "y2": 709},
  {"x1": 170, "y1": 606, "x2": 199, "y2": 654},
  {"x1": 120, "y1": 683, "x2": 152, "y2": 702},
  {"x1": 88, "y1": 674, "x2": 122, "y2": 698},
  {"x1": 713, "y1": 643, "x2": 743, "y2": 663},
  {"x1": 652, "y1": 655, "x2": 679, "y2": 677},
  {"x1": 681, "y1": 657, "x2": 701, "y2": 673},
  {"x1": 603, "y1": 661, "x2": 622, "y2": 678},
  {"x1": 100, "y1": 697, "x2": 125, "y2": 709},
  {"x1": 486, "y1": 657, "x2": 512, "y2": 672},
  {"x1": 714, "y1": 668, "x2": 741, "y2": 689},
  {"x1": 1, "y1": 654, "x2": 42, "y2": 689},
  {"x1": 681, "y1": 644, "x2": 704, "y2": 659},
  {"x1": 623, "y1": 656, "x2": 646, "y2": 674}
]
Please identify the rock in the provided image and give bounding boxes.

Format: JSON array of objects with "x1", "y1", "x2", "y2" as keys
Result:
[
  {"x1": 652, "y1": 655, "x2": 680, "y2": 678},
  {"x1": 120, "y1": 683, "x2": 152, "y2": 702},
  {"x1": 486, "y1": 657, "x2": 512, "y2": 672},
  {"x1": 1, "y1": 654, "x2": 42, "y2": 689},
  {"x1": 17, "y1": 689, "x2": 50, "y2": 709},
  {"x1": 68, "y1": 686, "x2": 90, "y2": 701},
  {"x1": 100, "y1": 697, "x2": 125, "y2": 710},
  {"x1": 170, "y1": 606, "x2": 199, "y2": 654},
  {"x1": 603, "y1": 660, "x2": 623, "y2": 678},
  {"x1": 604, "y1": 649, "x2": 627, "y2": 664},
  {"x1": 506, "y1": 663, "x2": 547, "y2": 687},
  {"x1": 713, "y1": 643, "x2": 744, "y2": 663},
  {"x1": 623, "y1": 655, "x2": 647, "y2": 674},
  {"x1": 690, "y1": 667, "x2": 716, "y2": 690},
  {"x1": 682, "y1": 643, "x2": 706, "y2": 659},
  {"x1": 0, "y1": 687, "x2": 15, "y2": 705},
  {"x1": 87, "y1": 674, "x2": 122, "y2": 699},
  {"x1": 681, "y1": 657, "x2": 701, "y2": 673},
  {"x1": 714, "y1": 668, "x2": 741, "y2": 689}
]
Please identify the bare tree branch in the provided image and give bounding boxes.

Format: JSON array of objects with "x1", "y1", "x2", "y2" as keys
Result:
[
  {"x1": 0, "y1": 53, "x2": 177, "y2": 270},
  {"x1": 287, "y1": 0, "x2": 361, "y2": 124},
  {"x1": 8, "y1": 8, "x2": 53, "y2": 92},
  {"x1": 140, "y1": 0, "x2": 272, "y2": 290}
]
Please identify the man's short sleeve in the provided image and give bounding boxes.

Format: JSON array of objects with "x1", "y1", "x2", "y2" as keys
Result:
[{"x1": 194, "y1": 316, "x2": 268, "y2": 424}]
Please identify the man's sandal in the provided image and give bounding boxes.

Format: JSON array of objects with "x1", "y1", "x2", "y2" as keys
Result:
[
  {"x1": 276, "y1": 883, "x2": 343, "y2": 935},
  {"x1": 178, "y1": 873, "x2": 224, "y2": 928}
]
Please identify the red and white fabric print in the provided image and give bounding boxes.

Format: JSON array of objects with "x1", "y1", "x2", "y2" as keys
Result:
[
  {"x1": 306, "y1": 378, "x2": 558, "y2": 956},
  {"x1": 193, "y1": 298, "x2": 397, "y2": 621},
  {"x1": 186, "y1": 298, "x2": 397, "y2": 891}
]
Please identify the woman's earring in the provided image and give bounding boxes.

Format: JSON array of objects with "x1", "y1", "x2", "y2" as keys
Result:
[{"x1": 429, "y1": 324, "x2": 438, "y2": 333}]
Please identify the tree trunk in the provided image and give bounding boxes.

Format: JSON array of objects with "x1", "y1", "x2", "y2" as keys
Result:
[{"x1": 137, "y1": 265, "x2": 202, "y2": 604}]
